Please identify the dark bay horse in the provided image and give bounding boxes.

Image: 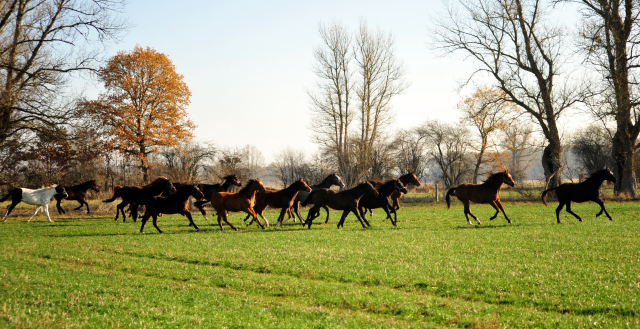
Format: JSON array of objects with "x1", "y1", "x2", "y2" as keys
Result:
[
  {"x1": 244, "y1": 179, "x2": 312, "y2": 228},
  {"x1": 209, "y1": 178, "x2": 266, "y2": 231},
  {"x1": 358, "y1": 179, "x2": 407, "y2": 226},
  {"x1": 103, "y1": 177, "x2": 175, "y2": 222},
  {"x1": 54, "y1": 180, "x2": 100, "y2": 214},
  {"x1": 139, "y1": 185, "x2": 205, "y2": 233},
  {"x1": 303, "y1": 182, "x2": 379, "y2": 229},
  {"x1": 193, "y1": 175, "x2": 242, "y2": 220},
  {"x1": 366, "y1": 172, "x2": 421, "y2": 215},
  {"x1": 446, "y1": 171, "x2": 515, "y2": 225},
  {"x1": 541, "y1": 168, "x2": 616, "y2": 223},
  {"x1": 290, "y1": 173, "x2": 345, "y2": 223}
]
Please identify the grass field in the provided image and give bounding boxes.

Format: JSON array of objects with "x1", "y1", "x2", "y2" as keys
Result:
[{"x1": 1, "y1": 200, "x2": 639, "y2": 328}]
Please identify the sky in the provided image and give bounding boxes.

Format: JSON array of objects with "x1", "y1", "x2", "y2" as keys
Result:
[{"x1": 92, "y1": 0, "x2": 551, "y2": 162}]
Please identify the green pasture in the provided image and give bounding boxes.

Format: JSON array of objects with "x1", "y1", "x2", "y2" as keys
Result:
[{"x1": 1, "y1": 200, "x2": 639, "y2": 328}]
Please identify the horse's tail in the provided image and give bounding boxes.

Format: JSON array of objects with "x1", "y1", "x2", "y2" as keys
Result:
[
  {"x1": 102, "y1": 186, "x2": 122, "y2": 203},
  {"x1": 301, "y1": 191, "x2": 316, "y2": 207},
  {"x1": 445, "y1": 188, "x2": 456, "y2": 209},
  {"x1": 540, "y1": 187, "x2": 557, "y2": 206},
  {"x1": 0, "y1": 189, "x2": 16, "y2": 202}
]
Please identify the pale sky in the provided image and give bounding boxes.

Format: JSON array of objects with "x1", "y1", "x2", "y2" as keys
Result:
[{"x1": 93, "y1": 0, "x2": 564, "y2": 162}]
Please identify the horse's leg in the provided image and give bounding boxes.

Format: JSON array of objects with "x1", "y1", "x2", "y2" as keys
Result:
[
  {"x1": 56, "y1": 198, "x2": 65, "y2": 214},
  {"x1": 337, "y1": 210, "x2": 351, "y2": 228},
  {"x1": 463, "y1": 201, "x2": 479, "y2": 225},
  {"x1": 594, "y1": 198, "x2": 613, "y2": 220},
  {"x1": 243, "y1": 213, "x2": 252, "y2": 222},
  {"x1": 275, "y1": 208, "x2": 287, "y2": 228},
  {"x1": 3, "y1": 202, "x2": 18, "y2": 222},
  {"x1": 193, "y1": 200, "x2": 209, "y2": 220},
  {"x1": 27, "y1": 206, "x2": 42, "y2": 222},
  {"x1": 221, "y1": 211, "x2": 238, "y2": 231},
  {"x1": 73, "y1": 201, "x2": 84, "y2": 211},
  {"x1": 555, "y1": 202, "x2": 565, "y2": 223},
  {"x1": 216, "y1": 213, "x2": 224, "y2": 231},
  {"x1": 359, "y1": 206, "x2": 371, "y2": 227},
  {"x1": 140, "y1": 213, "x2": 151, "y2": 233},
  {"x1": 356, "y1": 206, "x2": 371, "y2": 227},
  {"x1": 383, "y1": 205, "x2": 396, "y2": 226},
  {"x1": 246, "y1": 207, "x2": 264, "y2": 229},
  {"x1": 565, "y1": 201, "x2": 582, "y2": 222},
  {"x1": 293, "y1": 201, "x2": 305, "y2": 223},
  {"x1": 84, "y1": 201, "x2": 91, "y2": 214},
  {"x1": 489, "y1": 201, "x2": 500, "y2": 220},
  {"x1": 152, "y1": 214, "x2": 163, "y2": 234},
  {"x1": 44, "y1": 205, "x2": 53, "y2": 222},
  {"x1": 115, "y1": 201, "x2": 126, "y2": 221},
  {"x1": 495, "y1": 200, "x2": 511, "y2": 223},
  {"x1": 323, "y1": 205, "x2": 331, "y2": 224}
]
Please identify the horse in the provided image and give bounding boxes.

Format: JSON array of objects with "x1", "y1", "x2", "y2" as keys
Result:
[
  {"x1": 209, "y1": 178, "x2": 266, "y2": 231},
  {"x1": 290, "y1": 173, "x2": 345, "y2": 223},
  {"x1": 102, "y1": 176, "x2": 175, "y2": 222},
  {"x1": 303, "y1": 182, "x2": 379, "y2": 229},
  {"x1": 541, "y1": 168, "x2": 616, "y2": 223},
  {"x1": 243, "y1": 179, "x2": 312, "y2": 228},
  {"x1": 357, "y1": 179, "x2": 408, "y2": 226},
  {"x1": 366, "y1": 172, "x2": 422, "y2": 215},
  {"x1": 193, "y1": 175, "x2": 242, "y2": 220},
  {"x1": 446, "y1": 171, "x2": 515, "y2": 225},
  {"x1": 1, "y1": 185, "x2": 68, "y2": 222},
  {"x1": 139, "y1": 184, "x2": 205, "y2": 233},
  {"x1": 54, "y1": 180, "x2": 100, "y2": 214}
]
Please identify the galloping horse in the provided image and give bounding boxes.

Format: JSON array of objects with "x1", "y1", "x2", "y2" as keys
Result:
[
  {"x1": 103, "y1": 177, "x2": 175, "y2": 222},
  {"x1": 541, "y1": 168, "x2": 616, "y2": 223},
  {"x1": 367, "y1": 172, "x2": 421, "y2": 215},
  {"x1": 54, "y1": 180, "x2": 100, "y2": 214},
  {"x1": 1, "y1": 185, "x2": 68, "y2": 222},
  {"x1": 446, "y1": 171, "x2": 515, "y2": 225},
  {"x1": 139, "y1": 184, "x2": 205, "y2": 233},
  {"x1": 243, "y1": 179, "x2": 311, "y2": 228},
  {"x1": 209, "y1": 178, "x2": 266, "y2": 231},
  {"x1": 358, "y1": 179, "x2": 407, "y2": 226},
  {"x1": 194, "y1": 175, "x2": 242, "y2": 220},
  {"x1": 290, "y1": 173, "x2": 345, "y2": 223},
  {"x1": 303, "y1": 182, "x2": 379, "y2": 229}
]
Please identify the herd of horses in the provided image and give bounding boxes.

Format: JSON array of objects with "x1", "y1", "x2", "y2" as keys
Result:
[{"x1": 0, "y1": 168, "x2": 618, "y2": 232}]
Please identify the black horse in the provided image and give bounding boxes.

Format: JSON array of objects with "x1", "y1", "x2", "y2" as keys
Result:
[
  {"x1": 303, "y1": 182, "x2": 379, "y2": 229},
  {"x1": 358, "y1": 179, "x2": 407, "y2": 226},
  {"x1": 139, "y1": 184, "x2": 205, "y2": 233},
  {"x1": 541, "y1": 168, "x2": 616, "y2": 223},
  {"x1": 193, "y1": 175, "x2": 242, "y2": 220},
  {"x1": 290, "y1": 173, "x2": 345, "y2": 223}
]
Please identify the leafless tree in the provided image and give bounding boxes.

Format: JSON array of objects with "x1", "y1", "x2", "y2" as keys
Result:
[
  {"x1": 419, "y1": 121, "x2": 473, "y2": 188},
  {"x1": 574, "y1": 0, "x2": 640, "y2": 196},
  {"x1": 571, "y1": 125, "x2": 613, "y2": 176},
  {"x1": 271, "y1": 147, "x2": 308, "y2": 188},
  {"x1": 0, "y1": 0, "x2": 128, "y2": 148},
  {"x1": 156, "y1": 142, "x2": 217, "y2": 183},
  {"x1": 393, "y1": 128, "x2": 429, "y2": 180},
  {"x1": 501, "y1": 119, "x2": 539, "y2": 183},
  {"x1": 434, "y1": 0, "x2": 582, "y2": 190}
]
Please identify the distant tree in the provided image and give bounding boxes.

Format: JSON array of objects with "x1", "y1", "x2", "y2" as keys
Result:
[
  {"x1": 419, "y1": 121, "x2": 473, "y2": 188},
  {"x1": 272, "y1": 147, "x2": 308, "y2": 187},
  {"x1": 157, "y1": 142, "x2": 217, "y2": 183},
  {"x1": 458, "y1": 86, "x2": 512, "y2": 183},
  {"x1": 81, "y1": 46, "x2": 195, "y2": 183},
  {"x1": 571, "y1": 125, "x2": 613, "y2": 176},
  {"x1": 501, "y1": 120, "x2": 539, "y2": 183},
  {"x1": 393, "y1": 129, "x2": 429, "y2": 180}
]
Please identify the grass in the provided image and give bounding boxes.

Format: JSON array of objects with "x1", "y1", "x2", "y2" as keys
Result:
[{"x1": 1, "y1": 200, "x2": 639, "y2": 328}]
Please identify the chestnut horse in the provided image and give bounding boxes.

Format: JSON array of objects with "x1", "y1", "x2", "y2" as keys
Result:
[
  {"x1": 54, "y1": 180, "x2": 100, "y2": 214},
  {"x1": 303, "y1": 182, "x2": 379, "y2": 229},
  {"x1": 194, "y1": 175, "x2": 242, "y2": 220},
  {"x1": 209, "y1": 178, "x2": 266, "y2": 231},
  {"x1": 139, "y1": 184, "x2": 205, "y2": 233},
  {"x1": 358, "y1": 179, "x2": 407, "y2": 226},
  {"x1": 243, "y1": 179, "x2": 312, "y2": 228},
  {"x1": 541, "y1": 168, "x2": 616, "y2": 223},
  {"x1": 103, "y1": 177, "x2": 175, "y2": 222},
  {"x1": 367, "y1": 172, "x2": 421, "y2": 215},
  {"x1": 446, "y1": 171, "x2": 515, "y2": 225}
]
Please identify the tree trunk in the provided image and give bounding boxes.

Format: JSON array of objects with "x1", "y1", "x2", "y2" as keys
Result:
[
  {"x1": 542, "y1": 141, "x2": 562, "y2": 194},
  {"x1": 472, "y1": 142, "x2": 487, "y2": 184},
  {"x1": 612, "y1": 131, "x2": 637, "y2": 197}
]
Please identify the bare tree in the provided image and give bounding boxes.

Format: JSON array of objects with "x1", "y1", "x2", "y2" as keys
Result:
[
  {"x1": 571, "y1": 125, "x2": 613, "y2": 175},
  {"x1": 575, "y1": 0, "x2": 640, "y2": 196},
  {"x1": 243, "y1": 144, "x2": 266, "y2": 178},
  {"x1": 0, "y1": 0, "x2": 128, "y2": 148},
  {"x1": 157, "y1": 142, "x2": 217, "y2": 183},
  {"x1": 419, "y1": 121, "x2": 473, "y2": 188},
  {"x1": 501, "y1": 119, "x2": 539, "y2": 183},
  {"x1": 434, "y1": 0, "x2": 582, "y2": 190},
  {"x1": 271, "y1": 147, "x2": 308, "y2": 188},
  {"x1": 393, "y1": 128, "x2": 429, "y2": 180},
  {"x1": 458, "y1": 86, "x2": 512, "y2": 183}
]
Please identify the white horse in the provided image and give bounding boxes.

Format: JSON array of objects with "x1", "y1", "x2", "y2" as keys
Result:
[{"x1": 1, "y1": 185, "x2": 68, "y2": 222}]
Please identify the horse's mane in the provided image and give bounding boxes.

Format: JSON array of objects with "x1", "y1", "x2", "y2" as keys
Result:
[
  {"x1": 239, "y1": 179, "x2": 259, "y2": 193},
  {"x1": 483, "y1": 172, "x2": 505, "y2": 185},
  {"x1": 584, "y1": 169, "x2": 610, "y2": 184},
  {"x1": 145, "y1": 176, "x2": 169, "y2": 187}
]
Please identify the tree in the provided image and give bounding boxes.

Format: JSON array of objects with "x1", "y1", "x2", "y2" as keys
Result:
[
  {"x1": 0, "y1": 0, "x2": 127, "y2": 148},
  {"x1": 81, "y1": 46, "x2": 195, "y2": 183},
  {"x1": 157, "y1": 142, "x2": 217, "y2": 183},
  {"x1": 458, "y1": 86, "x2": 512, "y2": 183},
  {"x1": 272, "y1": 147, "x2": 307, "y2": 188},
  {"x1": 434, "y1": 0, "x2": 582, "y2": 190},
  {"x1": 571, "y1": 125, "x2": 613, "y2": 175},
  {"x1": 419, "y1": 121, "x2": 473, "y2": 188},
  {"x1": 501, "y1": 119, "x2": 539, "y2": 182},
  {"x1": 575, "y1": 0, "x2": 640, "y2": 196},
  {"x1": 393, "y1": 128, "x2": 429, "y2": 180}
]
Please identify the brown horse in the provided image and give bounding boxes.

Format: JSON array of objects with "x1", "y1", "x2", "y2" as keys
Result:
[
  {"x1": 139, "y1": 184, "x2": 205, "y2": 233},
  {"x1": 244, "y1": 179, "x2": 312, "y2": 228},
  {"x1": 358, "y1": 179, "x2": 407, "y2": 226},
  {"x1": 366, "y1": 172, "x2": 421, "y2": 215},
  {"x1": 54, "y1": 180, "x2": 100, "y2": 214},
  {"x1": 303, "y1": 182, "x2": 379, "y2": 229},
  {"x1": 103, "y1": 177, "x2": 175, "y2": 222},
  {"x1": 209, "y1": 178, "x2": 266, "y2": 231},
  {"x1": 446, "y1": 171, "x2": 515, "y2": 225}
]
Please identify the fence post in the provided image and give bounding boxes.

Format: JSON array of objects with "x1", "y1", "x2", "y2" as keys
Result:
[{"x1": 435, "y1": 181, "x2": 439, "y2": 202}]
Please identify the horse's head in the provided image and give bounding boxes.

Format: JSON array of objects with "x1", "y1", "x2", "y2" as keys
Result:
[
  {"x1": 224, "y1": 174, "x2": 242, "y2": 187},
  {"x1": 604, "y1": 167, "x2": 617, "y2": 183},
  {"x1": 165, "y1": 181, "x2": 176, "y2": 194},
  {"x1": 296, "y1": 179, "x2": 312, "y2": 192},
  {"x1": 331, "y1": 173, "x2": 346, "y2": 189},
  {"x1": 253, "y1": 178, "x2": 266, "y2": 194},
  {"x1": 503, "y1": 171, "x2": 515, "y2": 187},
  {"x1": 191, "y1": 185, "x2": 205, "y2": 200},
  {"x1": 407, "y1": 171, "x2": 422, "y2": 186},
  {"x1": 55, "y1": 185, "x2": 68, "y2": 198},
  {"x1": 89, "y1": 180, "x2": 100, "y2": 192},
  {"x1": 394, "y1": 179, "x2": 408, "y2": 193}
]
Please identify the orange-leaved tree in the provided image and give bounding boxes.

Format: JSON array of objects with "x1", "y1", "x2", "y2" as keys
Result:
[{"x1": 82, "y1": 46, "x2": 194, "y2": 183}]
